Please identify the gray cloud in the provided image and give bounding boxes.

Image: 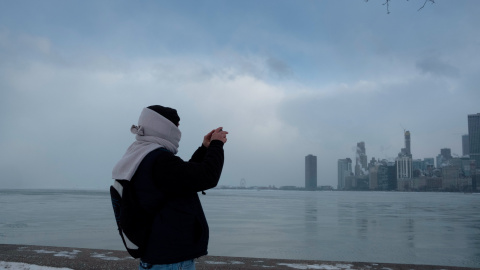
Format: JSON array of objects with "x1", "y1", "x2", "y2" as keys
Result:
[
  {"x1": 266, "y1": 57, "x2": 293, "y2": 79},
  {"x1": 416, "y1": 56, "x2": 459, "y2": 78}
]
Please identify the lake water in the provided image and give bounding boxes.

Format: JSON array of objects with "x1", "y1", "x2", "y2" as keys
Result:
[{"x1": 1, "y1": 189, "x2": 479, "y2": 268}]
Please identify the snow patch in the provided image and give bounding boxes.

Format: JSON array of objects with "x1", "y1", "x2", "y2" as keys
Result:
[
  {"x1": 33, "y1": 249, "x2": 80, "y2": 259},
  {"x1": 53, "y1": 250, "x2": 81, "y2": 259},
  {"x1": 0, "y1": 261, "x2": 73, "y2": 270},
  {"x1": 203, "y1": 260, "x2": 245, "y2": 265},
  {"x1": 90, "y1": 252, "x2": 131, "y2": 261},
  {"x1": 33, "y1": 250, "x2": 56, "y2": 254},
  {"x1": 277, "y1": 263, "x2": 354, "y2": 269},
  {"x1": 204, "y1": 261, "x2": 227, "y2": 264}
]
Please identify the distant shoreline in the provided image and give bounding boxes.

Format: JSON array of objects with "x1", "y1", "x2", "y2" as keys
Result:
[{"x1": 1, "y1": 187, "x2": 479, "y2": 194}]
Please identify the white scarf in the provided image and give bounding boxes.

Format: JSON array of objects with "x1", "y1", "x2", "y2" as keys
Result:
[{"x1": 112, "y1": 107, "x2": 181, "y2": 181}]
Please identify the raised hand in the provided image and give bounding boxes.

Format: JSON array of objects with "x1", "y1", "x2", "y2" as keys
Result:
[
  {"x1": 202, "y1": 129, "x2": 215, "y2": 147},
  {"x1": 210, "y1": 127, "x2": 228, "y2": 145}
]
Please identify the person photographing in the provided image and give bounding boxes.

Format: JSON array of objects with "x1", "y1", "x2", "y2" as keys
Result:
[{"x1": 112, "y1": 105, "x2": 228, "y2": 270}]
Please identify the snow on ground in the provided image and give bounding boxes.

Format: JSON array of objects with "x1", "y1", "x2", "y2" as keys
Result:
[
  {"x1": 33, "y1": 250, "x2": 80, "y2": 259},
  {"x1": 0, "y1": 261, "x2": 73, "y2": 270},
  {"x1": 277, "y1": 263, "x2": 354, "y2": 270},
  {"x1": 90, "y1": 251, "x2": 132, "y2": 261},
  {"x1": 204, "y1": 260, "x2": 245, "y2": 265},
  {"x1": 204, "y1": 261, "x2": 228, "y2": 264}
]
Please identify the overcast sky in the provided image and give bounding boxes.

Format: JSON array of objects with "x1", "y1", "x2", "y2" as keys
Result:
[{"x1": 1, "y1": 0, "x2": 479, "y2": 190}]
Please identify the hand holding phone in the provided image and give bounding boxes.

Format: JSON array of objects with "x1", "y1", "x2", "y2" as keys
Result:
[{"x1": 211, "y1": 127, "x2": 228, "y2": 144}]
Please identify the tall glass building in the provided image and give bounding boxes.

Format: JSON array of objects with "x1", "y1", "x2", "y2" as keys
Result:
[
  {"x1": 468, "y1": 113, "x2": 480, "y2": 168},
  {"x1": 337, "y1": 158, "x2": 352, "y2": 190},
  {"x1": 355, "y1": 142, "x2": 367, "y2": 176},
  {"x1": 405, "y1": 130, "x2": 411, "y2": 157},
  {"x1": 305, "y1": 154, "x2": 317, "y2": 190},
  {"x1": 462, "y1": 134, "x2": 469, "y2": 156}
]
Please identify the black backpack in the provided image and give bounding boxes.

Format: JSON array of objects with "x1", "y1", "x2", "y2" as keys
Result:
[{"x1": 110, "y1": 179, "x2": 153, "y2": 258}]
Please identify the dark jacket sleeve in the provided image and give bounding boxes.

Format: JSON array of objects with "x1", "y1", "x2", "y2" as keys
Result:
[
  {"x1": 153, "y1": 140, "x2": 224, "y2": 193},
  {"x1": 189, "y1": 145, "x2": 208, "y2": 162}
]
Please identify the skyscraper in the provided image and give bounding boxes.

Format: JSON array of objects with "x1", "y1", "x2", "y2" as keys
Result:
[
  {"x1": 369, "y1": 163, "x2": 389, "y2": 190},
  {"x1": 397, "y1": 130, "x2": 412, "y2": 179},
  {"x1": 468, "y1": 113, "x2": 480, "y2": 167},
  {"x1": 405, "y1": 130, "x2": 411, "y2": 157},
  {"x1": 337, "y1": 158, "x2": 352, "y2": 190},
  {"x1": 400, "y1": 130, "x2": 412, "y2": 157},
  {"x1": 305, "y1": 154, "x2": 317, "y2": 190},
  {"x1": 355, "y1": 142, "x2": 367, "y2": 176},
  {"x1": 396, "y1": 156, "x2": 412, "y2": 179},
  {"x1": 462, "y1": 134, "x2": 469, "y2": 156}
]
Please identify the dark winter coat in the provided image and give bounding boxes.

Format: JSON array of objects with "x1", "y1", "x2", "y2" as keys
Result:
[{"x1": 131, "y1": 140, "x2": 224, "y2": 264}]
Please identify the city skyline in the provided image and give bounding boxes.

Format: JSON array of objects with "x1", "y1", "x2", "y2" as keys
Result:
[
  {"x1": 335, "y1": 113, "x2": 479, "y2": 192},
  {"x1": 338, "y1": 121, "x2": 474, "y2": 169}
]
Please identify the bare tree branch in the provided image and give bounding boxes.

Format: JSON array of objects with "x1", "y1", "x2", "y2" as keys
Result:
[
  {"x1": 418, "y1": 0, "x2": 435, "y2": 11},
  {"x1": 383, "y1": 0, "x2": 391, "y2": 14},
  {"x1": 364, "y1": 0, "x2": 435, "y2": 14}
]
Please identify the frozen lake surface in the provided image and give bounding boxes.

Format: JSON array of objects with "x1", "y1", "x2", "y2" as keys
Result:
[{"x1": 1, "y1": 189, "x2": 479, "y2": 268}]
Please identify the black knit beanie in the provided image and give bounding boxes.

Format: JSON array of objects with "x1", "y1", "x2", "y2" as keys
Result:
[{"x1": 147, "y1": 105, "x2": 180, "y2": 126}]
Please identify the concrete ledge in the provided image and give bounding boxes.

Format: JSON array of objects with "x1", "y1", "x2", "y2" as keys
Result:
[{"x1": 0, "y1": 244, "x2": 475, "y2": 270}]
